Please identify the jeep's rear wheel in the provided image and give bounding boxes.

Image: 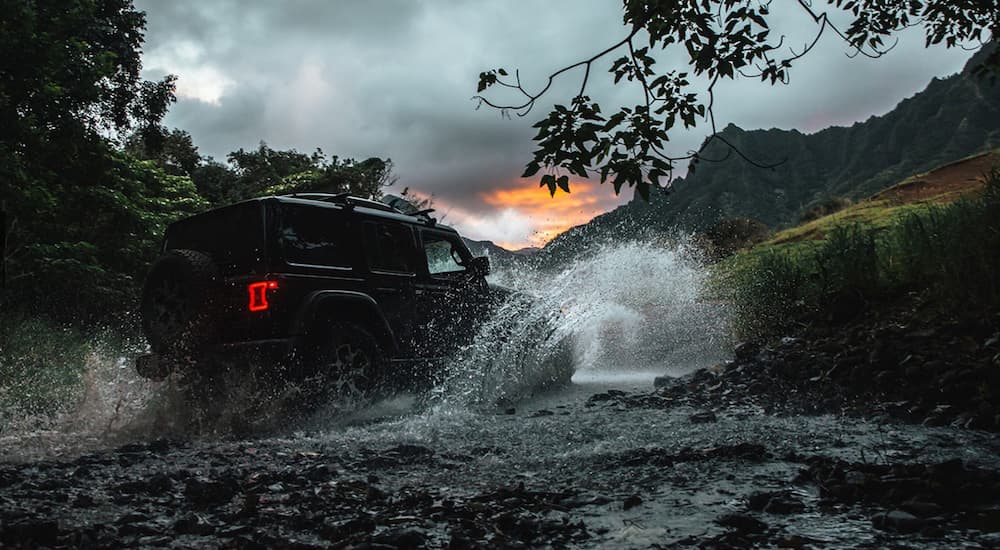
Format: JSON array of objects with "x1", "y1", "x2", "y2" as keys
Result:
[
  {"x1": 141, "y1": 249, "x2": 220, "y2": 354},
  {"x1": 304, "y1": 323, "x2": 384, "y2": 404}
]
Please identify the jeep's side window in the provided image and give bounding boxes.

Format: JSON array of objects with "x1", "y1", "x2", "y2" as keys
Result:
[
  {"x1": 422, "y1": 233, "x2": 466, "y2": 275},
  {"x1": 280, "y1": 204, "x2": 352, "y2": 268},
  {"x1": 365, "y1": 222, "x2": 414, "y2": 273}
]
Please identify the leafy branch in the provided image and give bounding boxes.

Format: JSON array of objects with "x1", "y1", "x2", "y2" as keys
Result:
[{"x1": 475, "y1": 0, "x2": 998, "y2": 199}]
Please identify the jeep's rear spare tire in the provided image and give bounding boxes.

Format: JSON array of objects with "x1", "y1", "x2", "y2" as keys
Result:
[{"x1": 141, "y1": 249, "x2": 220, "y2": 354}]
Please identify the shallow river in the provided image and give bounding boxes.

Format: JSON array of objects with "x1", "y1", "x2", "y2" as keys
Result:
[{"x1": 3, "y1": 243, "x2": 1000, "y2": 548}]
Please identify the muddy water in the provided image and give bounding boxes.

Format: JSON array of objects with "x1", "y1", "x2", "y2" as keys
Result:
[{"x1": 3, "y1": 242, "x2": 1000, "y2": 547}]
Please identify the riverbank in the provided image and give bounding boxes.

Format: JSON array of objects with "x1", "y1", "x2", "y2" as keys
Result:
[
  {"x1": 3, "y1": 376, "x2": 1000, "y2": 549},
  {"x1": 654, "y1": 295, "x2": 1000, "y2": 431}
]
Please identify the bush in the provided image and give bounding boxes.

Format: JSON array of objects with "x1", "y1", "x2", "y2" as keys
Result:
[
  {"x1": 700, "y1": 217, "x2": 770, "y2": 259},
  {"x1": 719, "y1": 166, "x2": 1000, "y2": 339},
  {"x1": 722, "y1": 246, "x2": 813, "y2": 338},
  {"x1": 0, "y1": 315, "x2": 90, "y2": 416}
]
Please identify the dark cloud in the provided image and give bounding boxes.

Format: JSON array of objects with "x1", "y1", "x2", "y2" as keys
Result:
[{"x1": 136, "y1": 0, "x2": 976, "y2": 246}]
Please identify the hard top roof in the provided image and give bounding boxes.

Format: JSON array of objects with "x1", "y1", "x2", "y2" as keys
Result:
[{"x1": 268, "y1": 193, "x2": 458, "y2": 233}]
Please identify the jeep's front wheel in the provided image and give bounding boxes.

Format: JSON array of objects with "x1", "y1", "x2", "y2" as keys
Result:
[{"x1": 303, "y1": 323, "x2": 384, "y2": 404}]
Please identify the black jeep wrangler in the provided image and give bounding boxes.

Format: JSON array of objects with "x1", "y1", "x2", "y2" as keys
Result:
[{"x1": 136, "y1": 193, "x2": 500, "y2": 402}]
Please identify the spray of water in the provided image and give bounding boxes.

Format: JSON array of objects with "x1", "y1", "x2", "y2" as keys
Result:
[
  {"x1": 1, "y1": 240, "x2": 733, "y2": 456},
  {"x1": 434, "y1": 238, "x2": 734, "y2": 406},
  {"x1": 0, "y1": 346, "x2": 181, "y2": 461}
]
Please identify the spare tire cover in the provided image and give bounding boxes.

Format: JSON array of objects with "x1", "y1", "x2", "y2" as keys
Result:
[{"x1": 141, "y1": 249, "x2": 221, "y2": 354}]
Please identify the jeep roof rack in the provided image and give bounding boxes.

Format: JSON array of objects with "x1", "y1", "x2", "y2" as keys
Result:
[{"x1": 282, "y1": 193, "x2": 402, "y2": 214}]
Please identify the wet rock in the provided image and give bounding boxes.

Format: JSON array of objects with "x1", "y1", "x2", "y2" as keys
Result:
[
  {"x1": 116, "y1": 472, "x2": 173, "y2": 495},
  {"x1": 746, "y1": 490, "x2": 805, "y2": 514},
  {"x1": 116, "y1": 511, "x2": 149, "y2": 525},
  {"x1": 623, "y1": 494, "x2": 642, "y2": 510},
  {"x1": 72, "y1": 494, "x2": 95, "y2": 508},
  {"x1": 448, "y1": 531, "x2": 475, "y2": 550},
  {"x1": 901, "y1": 500, "x2": 943, "y2": 518},
  {"x1": 688, "y1": 410, "x2": 717, "y2": 424},
  {"x1": 117, "y1": 521, "x2": 163, "y2": 537},
  {"x1": 373, "y1": 527, "x2": 428, "y2": 549},
  {"x1": 653, "y1": 375, "x2": 674, "y2": 388},
  {"x1": 923, "y1": 404, "x2": 954, "y2": 427},
  {"x1": 871, "y1": 509, "x2": 923, "y2": 533},
  {"x1": 503, "y1": 407, "x2": 516, "y2": 415},
  {"x1": 173, "y1": 513, "x2": 216, "y2": 536},
  {"x1": 320, "y1": 517, "x2": 375, "y2": 541},
  {"x1": 1, "y1": 519, "x2": 61, "y2": 546},
  {"x1": 716, "y1": 512, "x2": 768, "y2": 534},
  {"x1": 304, "y1": 463, "x2": 338, "y2": 481},
  {"x1": 734, "y1": 341, "x2": 760, "y2": 362},
  {"x1": 184, "y1": 476, "x2": 238, "y2": 506}
]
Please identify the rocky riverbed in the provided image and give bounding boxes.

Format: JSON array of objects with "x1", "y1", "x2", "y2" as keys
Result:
[{"x1": 3, "y1": 375, "x2": 1000, "y2": 549}]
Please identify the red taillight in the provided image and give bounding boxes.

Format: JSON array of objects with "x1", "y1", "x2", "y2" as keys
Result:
[{"x1": 248, "y1": 280, "x2": 278, "y2": 312}]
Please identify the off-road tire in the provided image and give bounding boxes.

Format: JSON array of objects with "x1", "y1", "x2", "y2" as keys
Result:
[
  {"x1": 141, "y1": 249, "x2": 221, "y2": 354},
  {"x1": 302, "y1": 322, "x2": 385, "y2": 405}
]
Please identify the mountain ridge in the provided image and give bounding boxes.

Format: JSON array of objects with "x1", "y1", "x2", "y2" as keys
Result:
[{"x1": 534, "y1": 45, "x2": 1000, "y2": 266}]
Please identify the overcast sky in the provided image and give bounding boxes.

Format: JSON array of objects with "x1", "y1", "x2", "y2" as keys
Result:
[{"x1": 136, "y1": 1, "x2": 977, "y2": 248}]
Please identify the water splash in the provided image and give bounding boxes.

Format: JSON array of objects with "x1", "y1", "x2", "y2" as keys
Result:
[
  {"x1": 435, "y1": 239, "x2": 734, "y2": 406},
  {"x1": 1, "y1": 240, "x2": 734, "y2": 457},
  {"x1": 0, "y1": 347, "x2": 180, "y2": 461}
]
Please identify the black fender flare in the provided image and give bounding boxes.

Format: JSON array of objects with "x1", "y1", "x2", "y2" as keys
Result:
[{"x1": 291, "y1": 290, "x2": 398, "y2": 355}]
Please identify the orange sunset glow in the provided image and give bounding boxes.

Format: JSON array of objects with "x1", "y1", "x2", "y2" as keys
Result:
[
  {"x1": 433, "y1": 179, "x2": 628, "y2": 250},
  {"x1": 482, "y1": 181, "x2": 606, "y2": 246}
]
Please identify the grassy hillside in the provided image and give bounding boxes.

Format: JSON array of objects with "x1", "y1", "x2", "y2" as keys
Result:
[
  {"x1": 716, "y1": 150, "x2": 1000, "y2": 339},
  {"x1": 768, "y1": 149, "x2": 999, "y2": 245}
]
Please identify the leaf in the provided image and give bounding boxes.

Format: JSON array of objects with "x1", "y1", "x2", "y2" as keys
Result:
[
  {"x1": 636, "y1": 181, "x2": 650, "y2": 202},
  {"x1": 557, "y1": 175, "x2": 570, "y2": 193},
  {"x1": 521, "y1": 162, "x2": 541, "y2": 178},
  {"x1": 540, "y1": 174, "x2": 557, "y2": 196}
]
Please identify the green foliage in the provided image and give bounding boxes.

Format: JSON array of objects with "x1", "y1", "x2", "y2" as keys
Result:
[
  {"x1": 0, "y1": 0, "x2": 187, "y2": 326},
  {"x1": 184, "y1": 142, "x2": 396, "y2": 207},
  {"x1": 719, "y1": 167, "x2": 1000, "y2": 339},
  {"x1": 700, "y1": 217, "x2": 769, "y2": 259},
  {"x1": 125, "y1": 128, "x2": 202, "y2": 177},
  {"x1": 0, "y1": 0, "x2": 176, "y2": 186},
  {"x1": 5, "y1": 153, "x2": 207, "y2": 324},
  {"x1": 0, "y1": 314, "x2": 89, "y2": 416},
  {"x1": 477, "y1": 2, "x2": 997, "y2": 199},
  {"x1": 718, "y1": 246, "x2": 813, "y2": 339}
]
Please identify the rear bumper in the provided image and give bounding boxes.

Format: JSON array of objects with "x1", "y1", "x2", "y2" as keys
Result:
[{"x1": 134, "y1": 338, "x2": 297, "y2": 380}]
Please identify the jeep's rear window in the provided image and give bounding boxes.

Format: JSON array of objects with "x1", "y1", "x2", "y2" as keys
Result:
[
  {"x1": 279, "y1": 204, "x2": 353, "y2": 268},
  {"x1": 164, "y1": 201, "x2": 265, "y2": 275}
]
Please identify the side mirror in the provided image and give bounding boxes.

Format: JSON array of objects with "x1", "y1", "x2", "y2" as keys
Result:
[{"x1": 469, "y1": 256, "x2": 490, "y2": 276}]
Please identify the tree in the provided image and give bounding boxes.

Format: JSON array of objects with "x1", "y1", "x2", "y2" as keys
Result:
[
  {"x1": 0, "y1": 0, "x2": 180, "y2": 322},
  {"x1": 125, "y1": 128, "x2": 202, "y2": 177},
  {"x1": 0, "y1": 0, "x2": 176, "y2": 179},
  {"x1": 227, "y1": 142, "x2": 396, "y2": 202},
  {"x1": 475, "y1": 1, "x2": 998, "y2": 200},
  {"x1": 13, "y1": 154, "x2": 207, "y2": 323}
]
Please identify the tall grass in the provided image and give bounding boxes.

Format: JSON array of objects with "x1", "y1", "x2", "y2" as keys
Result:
[
  {"x1": 719, "y1": 167, "x2": 1000, "y2": 339},
  {"x1": 0, "y1": 314, "x2": 90, "y2": 417}
]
